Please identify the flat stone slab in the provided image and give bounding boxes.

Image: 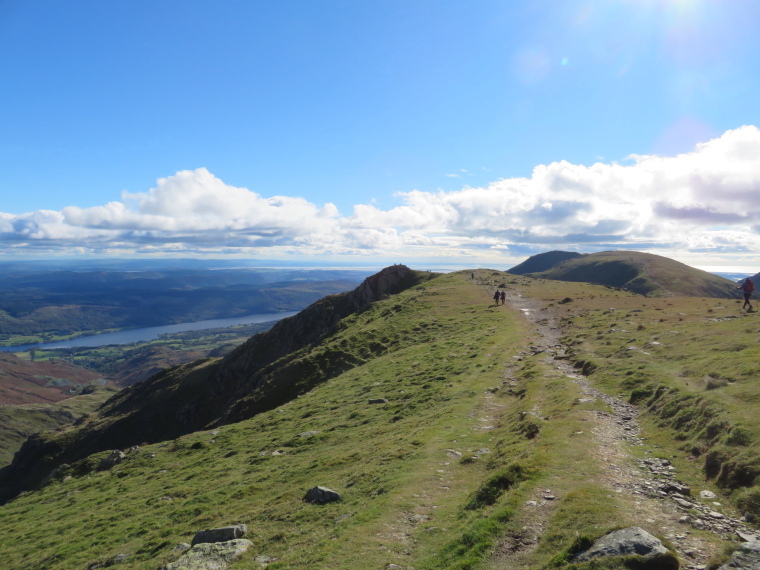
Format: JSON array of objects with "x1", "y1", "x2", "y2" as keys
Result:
[
  {"x1": 162, "y1": 538, "x2": 252, "y2": 570},
  {"x1": 191, "y1": 525, "x2": 247, "y2": 546}
]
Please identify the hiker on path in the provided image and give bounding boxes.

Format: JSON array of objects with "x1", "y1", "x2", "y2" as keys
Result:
[
  {"x1": 500, "y1": 290, "x2": 506, "y2": 305},
  {"x1": 739, "y1": 277, "x2": 755, "y2": 311},
  {"x1": 493, "y1": 290, "x2": 501, "y2": 305}
]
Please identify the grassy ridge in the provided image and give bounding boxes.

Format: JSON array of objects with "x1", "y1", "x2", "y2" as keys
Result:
[
  {"x1": 2, "y1": 270, "x2": 758, "y2": 568},
  {"x1": 0, "y1": 271, "x2": 540, "y2": 568}
]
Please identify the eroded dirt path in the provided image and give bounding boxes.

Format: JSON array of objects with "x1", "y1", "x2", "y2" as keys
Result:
[{"x1": 488, "y1": 288, "x2": 758, "y2": 570}]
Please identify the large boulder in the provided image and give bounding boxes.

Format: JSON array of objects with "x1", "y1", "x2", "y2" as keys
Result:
[
  {"x1": 191, "y1": 525, "x2": 247, "y2": 546},
  {"x1": 162, "y1": 539, "x2": 252, "y2": 570},
  {"x1": 575, "y1": 527, "x2": 669, "y2": 561},
  {"x1": 718, "y1": 540, "x2": 760, "y2": 569},
  {"x1": 303, "y1": 486, "x2": 342, "y2": 504}
]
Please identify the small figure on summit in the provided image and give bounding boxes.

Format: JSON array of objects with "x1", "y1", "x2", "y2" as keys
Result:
[
  {"x1": 493, "y1": 290, "x2": 501, "y2": 306},
  {"x1": 500, "y1": 290, "x2": 506, "y2": 305},
  {"x1": 739, "y1": 277, "x2": 755, "y2": 312}
]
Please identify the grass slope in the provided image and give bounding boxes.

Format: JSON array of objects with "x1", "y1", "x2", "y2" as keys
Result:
[{"x1": 3, "y1": 271, "x2": 760, "y2": 568}]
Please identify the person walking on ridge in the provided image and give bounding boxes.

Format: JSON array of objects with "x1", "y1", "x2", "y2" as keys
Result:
[
  {"x1": 500, "y1": 290, "x2": 506, "y2": 305},
  {"x1": 739, "y1": 277, "x2": 755, "y2": 311},
  {"x1": 493, "y1": 290, "x2": 501, "y2": 306}
]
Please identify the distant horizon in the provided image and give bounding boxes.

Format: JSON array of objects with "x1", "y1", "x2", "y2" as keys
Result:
[{"x1": 0, "y1": 251, "x2": 756, "y2": 278}]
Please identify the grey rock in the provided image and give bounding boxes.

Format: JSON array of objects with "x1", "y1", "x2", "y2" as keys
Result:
[
  {"x1": 191, "y1": 525, "x2": 247, "y2": 546},
  {"x1": 717, "y1": 540, "x2": 760, "y2": 569},
  {"x1": 297, "y1": 431, "x2": 319, "y2": 438},
  {"x1": 663, "y1": 482, "x2": 691, "y2": 496},
  {"x1": 163, "y1": 539, "x2": 252, "y2": 570},
  {"x1": 303, "y1": 486, "x2": 342, "y2": 504},
  {"x1": 98, "y1": 450, "x2": 125, "y2": 470},
  {"x1": 575, "y1": 527, "x2": 668, "y2": 561},
  {"x1": 700, "y1": 490, "x2": 717, "y2": 499}
]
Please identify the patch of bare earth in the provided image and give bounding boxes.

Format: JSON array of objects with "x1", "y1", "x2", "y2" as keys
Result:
[{"x1": 487, "y1": 287, "x2": 756, "y2": 570}]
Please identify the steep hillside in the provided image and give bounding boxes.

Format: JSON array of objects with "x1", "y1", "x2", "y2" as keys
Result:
[
  {"x1": 2, "y1": 268, "x2": 760, "y2": 569},
  {"x1": 510, "y1": 250, "x2": 738, "y2": 298},
  {"x1": 0, "y1": 265, "x2": 436, "y2": 503}
]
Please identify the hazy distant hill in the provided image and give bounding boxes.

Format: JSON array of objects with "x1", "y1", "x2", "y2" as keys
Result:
[
  {"x1": 0, "y1": 264, "x2": 366, "y2": 343},
  {"x1": 508, "y1": 250, "x2": 738, "y2": 297}
]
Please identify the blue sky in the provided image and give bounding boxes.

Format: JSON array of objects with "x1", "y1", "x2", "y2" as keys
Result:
[{"x1": 2, "y1": 0, "x2": 760, "y2": 270}]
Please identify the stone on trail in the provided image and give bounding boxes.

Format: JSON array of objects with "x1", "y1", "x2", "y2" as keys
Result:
[
  {"x1": 303, "y1": 486, "x2": 342, "y2": 504},
  {"x1": 162, "y1": 539, "x2": 252, "y2": 570},
  {"x1": 191, "y1": 525, "x2": 247, "y2": 546},
  {"x1": 717, "y1": 540, "x2": 760, "y2": 569},
  {"x1": 575, "y1": 527, "x2": 669, "y2": 561}
]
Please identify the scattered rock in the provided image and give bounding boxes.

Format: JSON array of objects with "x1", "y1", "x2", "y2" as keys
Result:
[
  {"x1": 303, "y1": 486, "x2": 342, "y2": 504},
  {"x1": 673, "y1": 497, "x2": 694, "y2": 509},
  {"x1": 98, "y1": 451, "x2": 125, "y2": 471},
  {"x1": 575, "y1": 527, "x2": 669, "y2": 561},
  {"x1": 717, "y1": 540, "x2": 760, "y2": 570},
  {"x1": 298, "y1": 431, "x2": 319, "y2": 438},
  {"x1": 162, "y1": 539, "x2": 252, "y2": 570},
  {"x1": 191, "y1": 525, "x2": 247, "y2": 546},
  {"x1": 700, "y1": 490, "x2": 717, "y2": 499}
]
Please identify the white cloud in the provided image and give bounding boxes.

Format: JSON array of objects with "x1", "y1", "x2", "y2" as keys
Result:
[{"x1": 2, "y1": 127, "x2": 760, "y2": 266}]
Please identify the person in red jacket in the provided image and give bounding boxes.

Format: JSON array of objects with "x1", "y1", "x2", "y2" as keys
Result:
[{"x1": 739, "y1": 277, "x2": 754, "y2": 311}]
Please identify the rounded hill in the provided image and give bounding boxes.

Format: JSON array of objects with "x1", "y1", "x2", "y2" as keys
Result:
[{"x1": 508, "y1": 250, "x2": 738, "y2": 298}]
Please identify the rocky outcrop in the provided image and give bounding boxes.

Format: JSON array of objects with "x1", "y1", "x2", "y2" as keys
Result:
[
  {"x1": 162, "y1": 539, "x2": 252, "y2": 570},
  {"x1": 717, "y1": 540, "x2": 760, "y2": 569}
]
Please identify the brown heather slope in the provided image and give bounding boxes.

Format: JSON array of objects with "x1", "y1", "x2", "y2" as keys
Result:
[
  {"x1": 0, "y1": 352, "x2": 102, "y2": 405},
  {"x1": 510, "y1": 250, "x2": 738, "y2": 298},
  {"x1": 107, "y1": 345, "x2": 208, "y2": 387}
]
